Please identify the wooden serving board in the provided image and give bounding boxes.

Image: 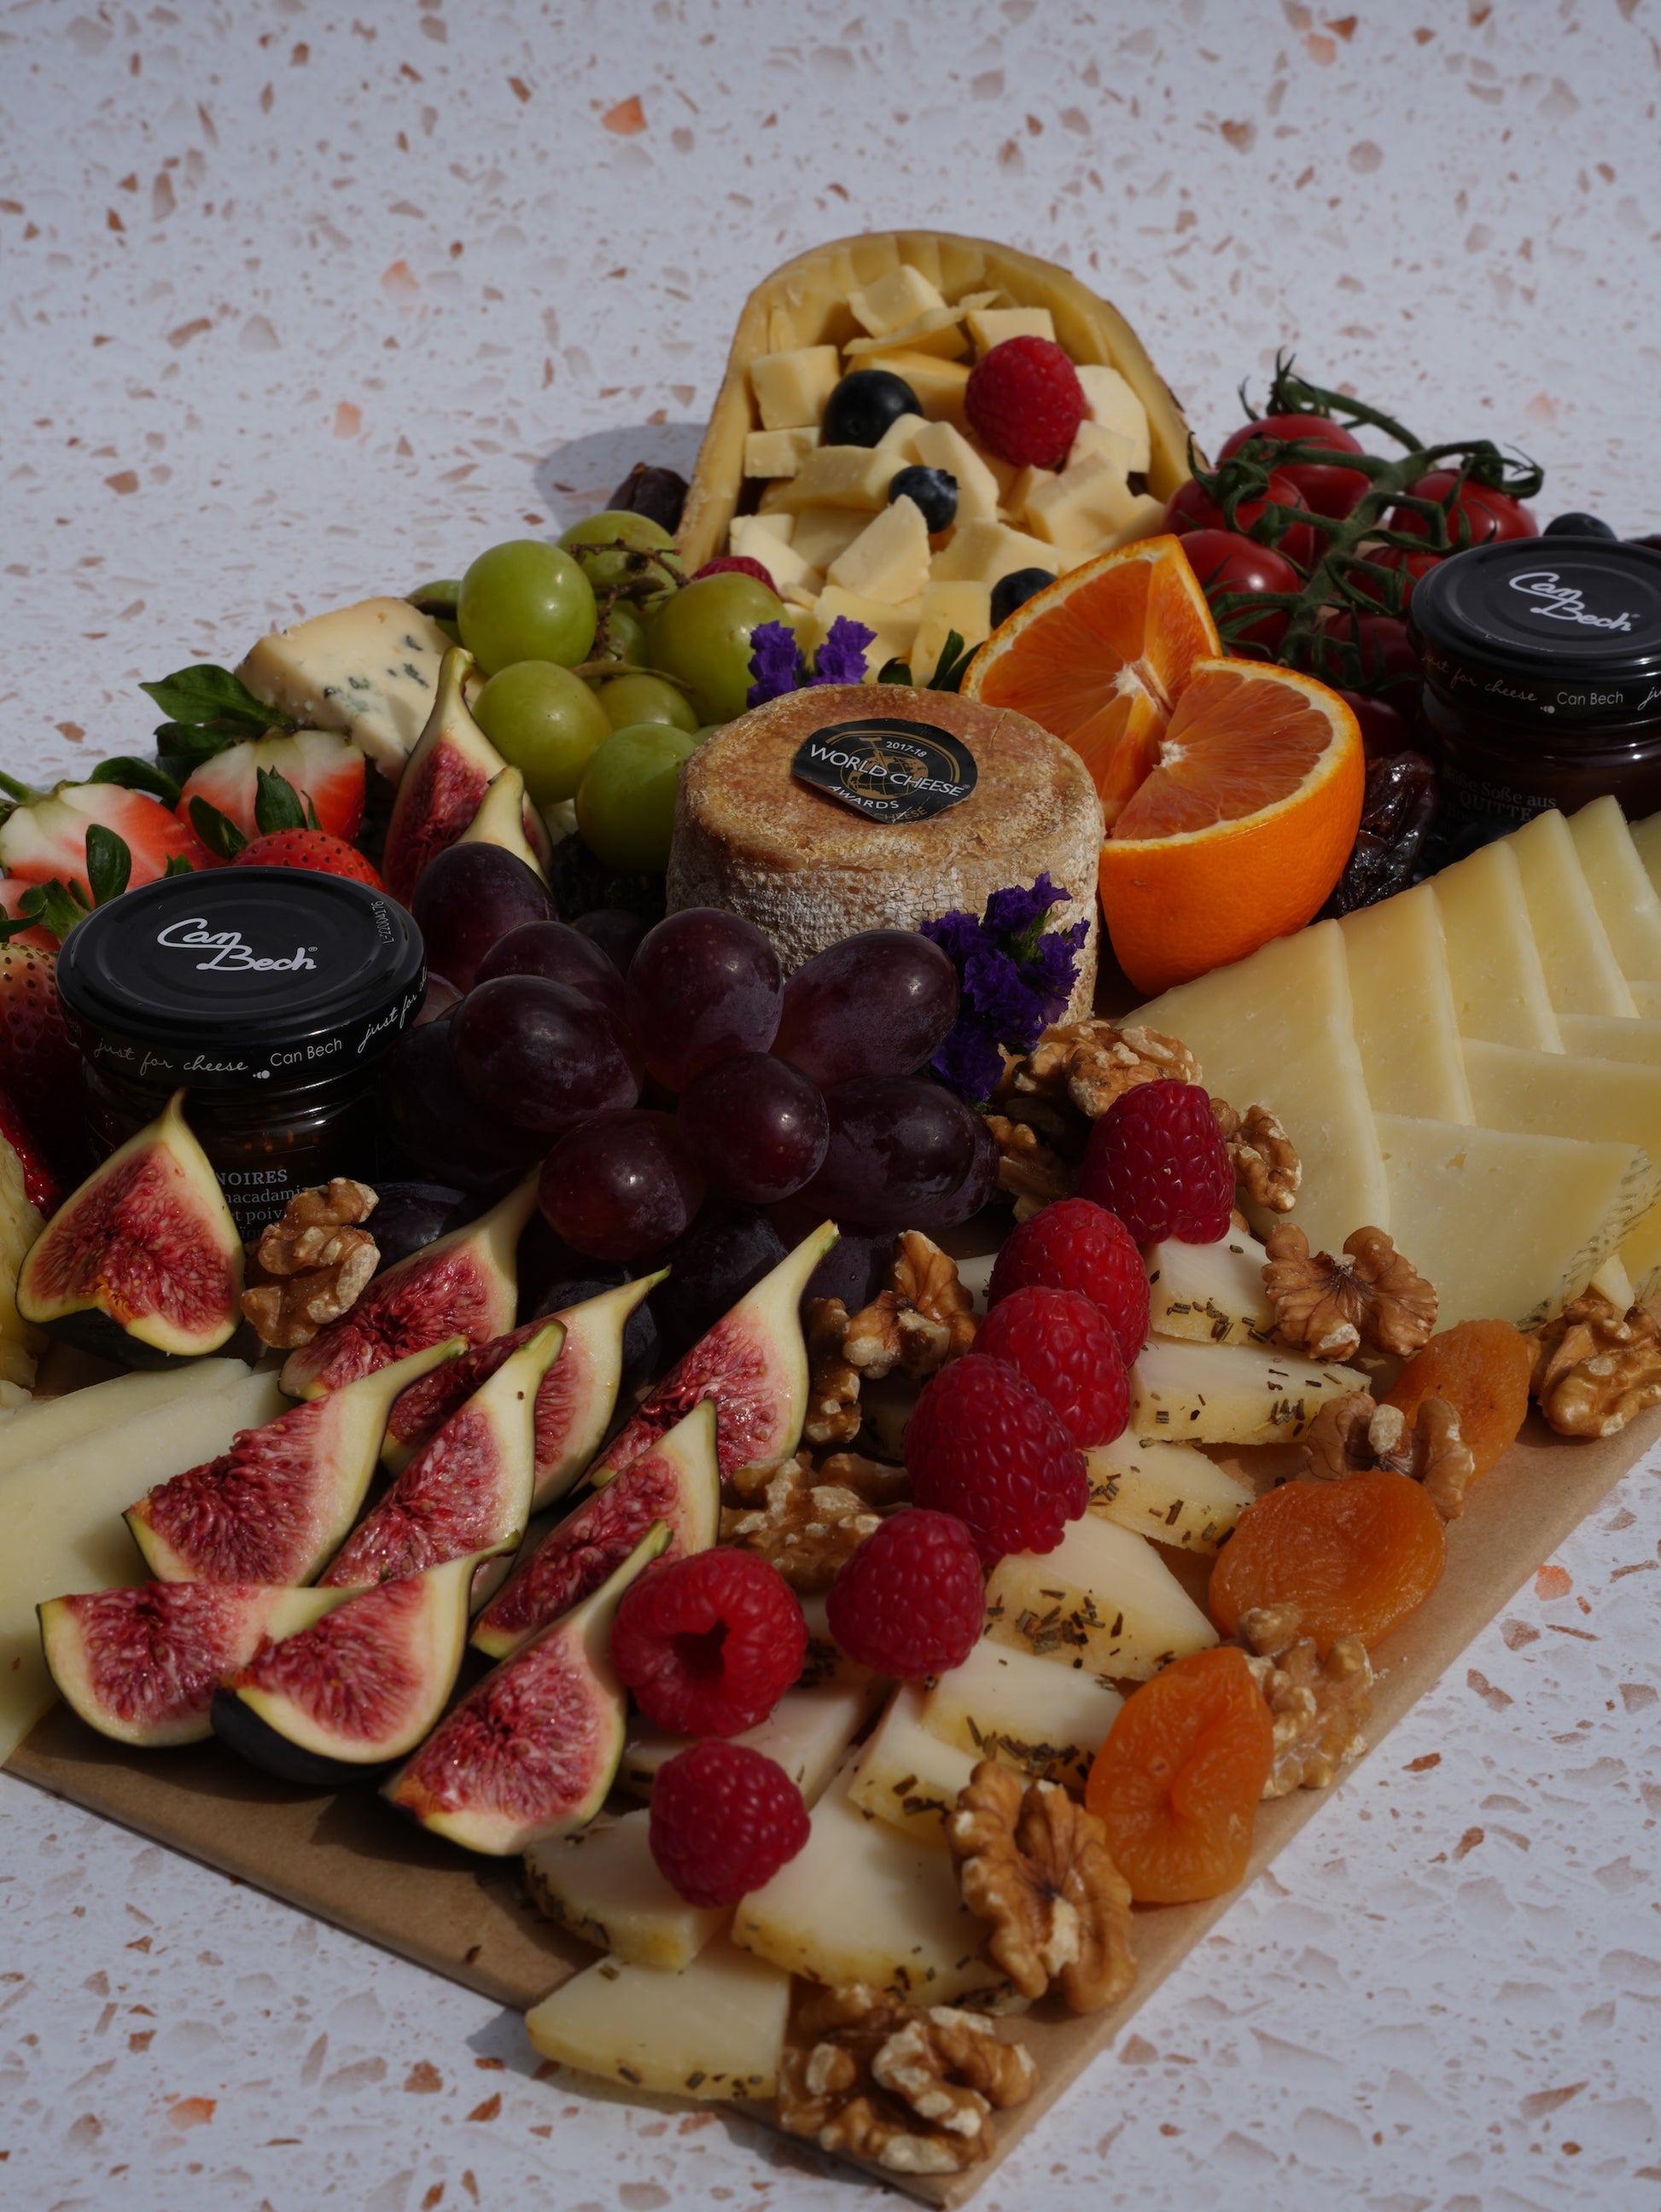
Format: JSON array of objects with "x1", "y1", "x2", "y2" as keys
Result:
[{"x1": 9, "y1": 1401, "x2": 1658, "y2": 2205}]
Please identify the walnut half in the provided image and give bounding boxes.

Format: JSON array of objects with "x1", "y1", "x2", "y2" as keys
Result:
[
  {"x1": 1212, "y1": 1097, "x2": 1301, "y2": 1214},
  {"x1": 240, "y1": 1179, "x2": 379, "y2": 1348},
  {"x1": 719, "y1": 1454, "x2": 889, "y2": 1592},
  {"x1": 844, "y1": 1231, "x2": 978, "y2": 1380},
  {"x1": 947, "y1": 1761, "x2": 1135, "y2": 2015},
  {"x1": 1301, "y1": 1390, "x2": 1475, "y2": 1519},
  {"x1": 1237, "y1": 1604, "x2": 1373, "y2": 1796},
  {"x1": 803, "y1": 1297, "x2": 862, "y2": 1449},
  {"x1": 1264, "y1": 1223, "x2": 1437, "y2": 1361},
  {"x1": 1529, "y1": 1289, "x2": 1661, "y2": 1438},
  {"x1": 1009, "y1": 1016, "x2": 1200, "y2": 1119}
]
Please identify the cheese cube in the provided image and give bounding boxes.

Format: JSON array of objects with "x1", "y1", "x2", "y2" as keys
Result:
[
  {"x1": 876, "y1": 351, "x2": 973, "y2": 429},
  {"x1": 847, "y1": 264, "x2": 947, "y2": 337},
  {"x1": 523, "y1": 1807, "x2": 726, "y2": 1970},
  {"x1": 1087, "y1": 491, "x2": 1170, "y2": 553},
  {"x1": 238, "y1": 597, "x2": 452, "y2": 780},
  {"x1": 920, "y1": 1638, "x2": 1122, "y2": 1793},
  {"x1": 1128, "y1": 1336, "x2": 1367, "y2": 1447},
  {"x1": 951, "y1": 288, "x2": 1008, "y2": 314},
  {"x1": 807, "y1": 586, "x2": 925, "y2": 674},
  {"x1": 749, "y1": 346, "x2": 840, "y2": 432},
  {"x1": 1069, "y1": 418, "x2": 1138, "y2": 478},
  {"x1": 1144, "y1": 1226, "x2": 1276, "y2": 1348},
  {"x1": 873, "y1": 410, "x2": 929, "y2": 469},
  {"x1": 984, "y1": 1513, "x2": 1218, "y2": 1680},
  {"x1": 731, "y1": 509, "x2": 794, "y2": 550},
  {"x1": 1084, "y1": 1433, "x2": 1254, "y2": 1553},
  {"x1": 743, "y1": 426, "x2": 819, "y2": 480},
  {"x1": 741, "y1": 532, "x2": 820, "y2": 596},
  {"x1": 774, "y1": 444, "x2": 894, "y2": 512},
  {"x1": 931, "y1": 521, "x2": 1059, "y2": 586},
  {"x1": 912, "y1": 580, "x2": 992, "y2": 683},
  {"x1": 1003, "y1": 465, "x2": 1058, "y2": 529},
  {"x1": 1025, "y1": 451, "x2": 1141, "y2": 551},
  {"x1": 845, "y1": 1684, "x2": 977, "y2": 1845},
  {"x1": 790, "y1": 504, "x2": 871, "y2": 569},
  {"x1": 844, "y1": 309, "x2": 970, "y2": 364},
  {"x1": 910, "y1": 419, "x2": 1001, "y2": 527},
  {"x1": 826, "y1": 499, "x2": 932, "y2": 606},
  {"x1": 966, "y1": 305, "x2": 1057, "y2": 353},
  {"x1": 1075, "y1": 364, "x2": 1152, "y2": 474},
  {"x1": 524, "y1": 1936, "x2": 791, "y2": 2101}
]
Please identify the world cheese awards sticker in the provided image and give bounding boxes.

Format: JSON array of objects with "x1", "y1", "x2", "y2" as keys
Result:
[{"x1": 790, "y1": 716, "x2": 977, "y2": 825}]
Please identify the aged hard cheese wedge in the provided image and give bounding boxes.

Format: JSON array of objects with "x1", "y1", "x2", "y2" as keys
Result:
[
  {"x1": 523, "y1": 1807, "x2": 727, "y2": 1970},
  {"x1": 667, "y1": 683, "x2": 1103, "y2": 1017},
  {"x1": 920, "y1": 1637, "x2": 1122, "y2": 1792},
  {"x1": 845, "y1": 1683, "x2": 978, "y2": 1845},
  {"x1": 1339, "y1": 882, "x2": 1474, "y2": 1122},
  {"x1": 1133, "y1": 921, "x2": 1387, "y2": 1253},
  {"x1": 0, "y1": 1359, "x2": 247, "y2": 1483},
  {"x1": 1144, "y1": 1225, "x2": 1274, "y2": 1347},
  {"x1": 615, "y1": 1677, "x2": 884, "y2": 1804},
  {"x1": 1431, "y1": 839, "x2": 1563, "y2": 1052},
  {"x1": 1128, "y1": 1336, "x2": 1366, "y2": 1447},
  {"x1": 524, "y1": 1936, "x2": 792, "y2": 2100},
  {"x1": 983, "y1": 1513, "x2": 1218, "y2": 1680},
  {"x1": 1559, "y1": 1013, "x2": 1661, "y2": 1066},
  {"x1": 1375, "y1": 1114, "x2": 1658, "y2": 1330},
  {"x1": 1629, "y1": 808, "x2": 1661, "y2": 901},
  {"x1": 1618, "y1": 1199, "x2": 1661, "y2": 1302},
  {"x1": 1568, "y1": 795, "x2": 1661, "y2": 983},
  {"x1": 1085, "y1": 1432, "x2": 1253, "y2": 1552},
  {"x1": 1506, "y1": 807, "x2": 1637, "y2": 1018},
  {"x1": 238, "y1": 597, "x2": 453, "y2": 781},
  {"x1": 1465, "y1": 1039, "x2": 1661, "y2": 1170}
]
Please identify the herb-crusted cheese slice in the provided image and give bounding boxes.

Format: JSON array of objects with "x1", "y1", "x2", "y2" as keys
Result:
[{"x1": 238, "y1": 597, "x2": 451, "y2": 781}]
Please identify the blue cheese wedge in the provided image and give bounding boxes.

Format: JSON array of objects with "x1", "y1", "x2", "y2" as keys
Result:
[{"x1": 237, "y1": 597, "x2": 451, "y2": 781}]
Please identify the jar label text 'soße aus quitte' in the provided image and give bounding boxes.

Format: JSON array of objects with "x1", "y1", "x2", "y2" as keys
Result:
[{"x1": 791, "y1": 717, "x2": 978, "y2": 825}]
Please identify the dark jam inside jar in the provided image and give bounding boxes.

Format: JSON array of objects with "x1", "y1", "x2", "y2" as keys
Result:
[
  {"x1": 1409, "y1": 537, "x2": 1661, "y2": 846},
  {"x1": 57, "y1": 868, "x2": 425, "y2": 1240}
]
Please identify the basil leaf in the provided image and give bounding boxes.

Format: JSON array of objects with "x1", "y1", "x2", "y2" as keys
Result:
[
  {"x1": 139, "y1": 664, "x2": 287, "y2": 735},
  {"x1": 85, "y1": 825, "x2": 132, "y2": 909},
  {"x1": 928, "y1": 632, "x2": 972, "y2": 694},
  {"x1": 163, "y1": 853, "x2": 196, "y2": 877},
  {"x1": 88, "y1": 755, "x2": 182, "y2": 806},
  {"x1": 188, "y1": 795, "x2": 248, "y2": 860},
  {"x1": 154, "y1": 722, "x2": 243, "y2": 778},
  {"x1": 254, "y1": 766, "x2": 307, "y2": 835},
  {"x1": 876, "y1": 656, "x2": 913, "y2": 685}
]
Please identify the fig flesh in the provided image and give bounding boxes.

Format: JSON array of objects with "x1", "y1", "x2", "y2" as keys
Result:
[
  {"x1": 456, "y1": 765, "x2": 551, "y2": 884},
  {"x1": 213, "y1": 1552, "x2": 479, "y2": 1785},
  {"x1": 281, "y1": 1174, "x2": 537, "y2": 1399},
  {"x1": 126, "y1": 1336, "x2": 467, "y2": 1586},
  {"x1": 382, "y1": 1275, "x2": 661, "y2": 1507},
  {"x1": 39, "y1": 1580, "x2": 347, "y2": 1748},
  {"x1": 382, "y1": 646, "x2": 507, "y2": 903},
  {"x1": 318, "y1": 1319, "x2": 563, "y2": 1592},
  {"x1": 591, "y1": 1220, "x2": 836, "y2": 1487},
  {"x1": 384, "y1": 1521, "x2": 668, "y2": 1854},
  {"x1": 471, "y1": 1398, "x2": 720, "y2": 1660},
  {"x1": 18, "y1": 1091, "x2": 243, "y2": 1365}
]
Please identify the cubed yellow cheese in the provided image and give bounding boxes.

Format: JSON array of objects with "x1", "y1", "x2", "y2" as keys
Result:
[
  {"x1": 931, "y1": 520, "x2": 1059, "y2": 586},
  {"x1": 1431, "y1": 839, "x2": 1563, "y2": 1051},
  {"x1": 749, "y1": 345, "x2": 841, "y2": 431},
  {"x1": 847, "y1": 264, "x2": 947, "y2": 337},
  {"x1": 873, "y1": 410, "x2": 930, "y2": 469},
  {"x1": 1069, "y1": 417, "x2": 1138, "y2": 478},
  {"x1": 912, "y1": 580, "x2": 992, "y2": 682},
  {"x1": 790, "y1": 505, "x2": 871, "y2": 569},
  {"x1": 1567, "y1": 795, "x2": 1661, "y2": 983},
  {"x1": 1340, "y1": 881, "x2": 1475, "y2": 1122},
  {"x1": 730, "y1": 522, "x2": 819, "y2": 595},
  {"x1": 743, "y1": 426, "x2": 819, "y2": 480},
  {"x1": 910, "y1": 419, "x2": 1001, "y2": 527},
  {"x1": 773, "y1": 444, "x2": 894, "y2": 513},
  {"x1": 1075, "y1": 364, "x2": 1152, "y2": 474},
  {"x1": 825, "y1": 498, "x2": 932, "y2": 606},
  {"x1": 965, "y1": 305, "x2": 1057, "y2": 353},
  {"x1": 1025, "y1": 451, "x2": 1140, "y2": 550},
  {"x1": 844, "y1": 309, "x2": 970, "y2": 364},
  {"x1": 807, "y1": 585, "x2": 925, "y2": 673},
  {"x1": 1004, "y1": 465, "x2": 1058, "y2": 528},
  {"x1": 732, "y1": 509, "x2": 794, "y2": 548},
  {"x1": 1506, "y1": 808, "x2": 1637, "y2": 1016},
  {"x1": 877, "y1": 351, "x2": 972, "y2": 429}
]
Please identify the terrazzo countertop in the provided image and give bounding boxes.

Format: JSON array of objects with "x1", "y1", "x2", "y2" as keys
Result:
[{"x1": 3, "y1": 2, "x2": 1660, "y2": 2205}]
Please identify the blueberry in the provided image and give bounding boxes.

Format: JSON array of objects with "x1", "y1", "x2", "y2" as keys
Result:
[
  {"x1": 822, "y1": 369, "x2": 920, "y2": 449},
  {"x1": 990, "y1": 567, "x2": 1055, "y2": 626},
  {"x1": 888, "y1": 465, "x2": 958, "y2": 533},
  {"x1": 1543, "y1": 511, "x2": 1617, "y2": 538}
]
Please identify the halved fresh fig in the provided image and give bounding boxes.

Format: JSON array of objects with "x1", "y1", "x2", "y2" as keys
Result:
[
  {"x1": 383, "y1": 1521, "x2": 668, "y2": 1854},
  {"x1": 591, "y1": 1220, "x2": 837, "y2": 1487},
  {"x1": 318, "y1": 1319, "x2": 564, "y2": 1591},
  {"x1": 127, "y1": 1336, "x2": 467, "y2": 1585},
  {"x1": 456, "y1": 765, "x2": 550, "y2": 883},
  {"x1": 471, "y1": 1398, "x2": 720, "y2": 1660},
  {"x1": 382, "y1": 1275, "x2": 662, "y2": 1506},
  {"x1": 38, "y1": 1580, "x2": 347, "y2": 1748},
  {"x1": 212, "y1": 1551, "x2": 479, "y2": 1785},
  {"x1": 281, "y1": 1175, "x2": 538, "y2": 1399},
  {"x1": 18, "y1": 1091, "x2": 242, "y2": 1366},
  {"x1": 382, "y1": 646, "x2": 507, "y2": 903}
]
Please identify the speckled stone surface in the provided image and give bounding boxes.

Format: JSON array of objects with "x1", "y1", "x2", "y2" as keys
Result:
[{"x1": 3, "y1": 3, "x2": 1660, "y2": 2205}]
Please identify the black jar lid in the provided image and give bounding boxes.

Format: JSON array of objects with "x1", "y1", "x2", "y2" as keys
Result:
[
  {"x1": 1409, "y1": 537, "x2": 1661, "y2": 721},
  {"x1": 57, "y1": 867, "x2": 426, "y2": 1089}
]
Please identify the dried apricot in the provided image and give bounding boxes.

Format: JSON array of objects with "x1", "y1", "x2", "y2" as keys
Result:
[
  {"x1": 1383, "y1": 1318, "x2": 1531, "y2": 1478},
  {"x1": 1208, "y1": 1469, "x2": 1446, "y2": 1654},
  {"x1": 1083, "y1": 1645, "x2": 1274, "y2": 1904}
]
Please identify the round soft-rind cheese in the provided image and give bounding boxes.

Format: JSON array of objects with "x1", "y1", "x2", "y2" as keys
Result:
[{"x1": 667, "y1": 684, "x2": 1104, "y2": 1021}]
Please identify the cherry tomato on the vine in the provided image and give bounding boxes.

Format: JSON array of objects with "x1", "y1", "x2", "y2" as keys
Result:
[
  {"x1": 1350, "y1": 543, "x2": 1445, "y2": 614},
  {"x1": 1178, "y1": 529, "x2": 1302, "y2": 656},
  {"x1": 1310, "y1": 608, "x2": 1422, "y2": 711},
  {"x1": 1337, "y1": 688, "x2": 1416, "y2": 762},
  {"x1": 1389, "y1": 469, "x2": 1537, "y2": 548},
  {"x1": 1219, "y1": 413, "x2": 1371, "y2": 521},
  {"x1": 1165, "y1": 468, "x2": 1320, "y2": 574}
]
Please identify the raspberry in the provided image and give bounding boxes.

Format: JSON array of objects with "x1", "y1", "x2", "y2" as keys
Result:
[
  {"x1": 691, "y1": 554, "x2": 777, "y2": 591},
  {"x1": 825, "y1": 1509, "x2": 985, "y2": 1678},
  {"x1": 978, "y1": 1285, "x2": 1128, "y2": 1449},
  {"x1": 610, "y1": 1549, "x2": 806, "y2": 1737},
  {"x1": 965, "y1": 337, "x2": 1087, "y2": 469},
  {"x1": 1080, "y1": 1080, "x2": 1234, "y2": 1245},
  {"x1": 649, "y1": 1741, "x2": 810, "y2": 1906},
  {"x1": 906, "y1": 1353, "x2": 1087, "y2": 1563},
  {"x1": 988, "y1": 1196, "x2": 1150, "y2": 1366}
]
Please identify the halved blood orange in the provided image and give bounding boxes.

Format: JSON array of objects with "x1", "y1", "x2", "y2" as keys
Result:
[
  {"x1": 1098, "y1": 660, "x2": 1365, "y2": 994},
  {"x1": 961, "y1": 536, "x2": 1219, "y2": 827}
]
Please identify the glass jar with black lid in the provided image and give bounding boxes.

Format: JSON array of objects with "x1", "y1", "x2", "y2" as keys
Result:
[
  {"x1": 1409, "y1": 535, "x2": 1661, "y2": 842},
  {"x1": 57, "y1": 868, "x2": 425, "y2": 1241}
]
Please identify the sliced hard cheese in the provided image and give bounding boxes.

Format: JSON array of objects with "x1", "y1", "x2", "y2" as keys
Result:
[
  {"x1": 1588, "y1": 1251, "x2": 1635, "y2": 1309},
  {"x1": 1618, "y1": 1198, "x2": 1661, "y2": 1302},
  {"x1": 525, "y1": 1936, "x2": 791, "y2": 2099},
  {"x1": 1559, "y1": 1013, "x2": 1661, "y2": 1066},
  {"x1": 1465, "y1": 1038, "x2": 1661, "y2": 1169},
  {"x1": 920, "y1": 1637, "x2": 1122, "y2": 1791},
  {"x1": 524, "y1": 1807, "x2": 726, "y2": 1970},
  {"x1": 1629, "y1": 809, "x2": 1661, "y2": 901},
  {"x1": 1144, "y1": 1226, "x2": 1274, "y2": 1347},
  {"x1": 238, "y1": 597, "x2": 452, "y2": 781},
  {"x1": 845, "y1": 1683, "x2": 978, "y2": 1844},
  {"x1": 1128, "y1": 1336, "x2": 1366, "y2": 1446},
  {"x1": 1431, "y1": 839, "x2": 1563, "y2": 1051},
  {"x1": 1133, "y1": 920, "x2": 1388, "y2": 1253},
  {"x1": 1340, "y1": 882, "x2": 1474, "y2": 1122},
  {"x1": 984, "y1": 1512, "x2": 1218, "y2": 1680},
  {"x1": 1375, "y1": 1113, "x2": 1658, "y2": 1330},
  {"x1": 616, "y1": 1677, "x2": 883, "y2": 1805},
  {"x1": 1, "y1": 1366, "x2": 286, "y2": 1761},
  {"x1": 1506, "y1": 808, "x2": 1637, "y2": 1017},
  {"x1": 667, "y1": 684, "x2": 1103, "y2": 1020},
  {"x1": 0, "y1": 1359, "x2": 249, "y2": 1484},
  {"x1": 1634, "y1": 981, "x2": 1661, "y2": 1018},
  {"x1": 1085, "y1": 1432, "x2": 1253, "y2": 1552},
  {"x1": 733, "y1": 1757, "x2": 1003, "y2": 2001},
  {"x1": 1567, "y1": 795, "x2": 1661, "y2": 983}
]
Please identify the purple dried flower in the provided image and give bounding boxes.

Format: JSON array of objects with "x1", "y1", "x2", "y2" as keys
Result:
[
  {"x1": 930, "y1": 1020, "x2": 1007, "y2": 1104},
  {"x1": 918, "y1": 907, "x2": 985, "y2": 969},
  {"x1": 920, "y1": 875, "x2": 1088, "y2": 1103},
  {"x1": 808, "y1": 615, "x2": 876, "y2": 688},
  {"x1": 746, "y1": 620, "x2": 806, "y2": 708},
  {"x1": 983, "y1": 872, "x2": 1070, "y2": 940}
]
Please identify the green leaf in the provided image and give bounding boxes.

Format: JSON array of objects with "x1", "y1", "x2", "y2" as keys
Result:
[
  {"x1": 153, "y1": 722, "x2": 242, "y2": 778},
  {"x1": 85, "y1": 825, "x2": 132, "y2": 909},
  {"x1": 254, "y1": 766, "x2": 307, "y2": 835},
  {"x1": 17, "y1": 879, "x2": 90, "y2": 942},
  {"x1": 304, "y1": 793, "x2": 322, "y2": 831},
  {"x1": 927, "y1": 631, "x2": 974, "y2": 694},
  {"x1": 88, "y1": 755, "x2": 182, "y2": 806},
  {"x1": 163, "y1": 853, "x2": 196, "y2": 877},
  {"x1": 139, "y1": 663, "x2": 287, "y2": 735},
  {"x1": 876, "y1": 657, "x2": 914, "y2": 685},
  {"x1": 188, "y1": 795, "x2": 248, "y2": 860}
]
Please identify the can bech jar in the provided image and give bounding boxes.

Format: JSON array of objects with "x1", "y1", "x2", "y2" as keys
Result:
[
  {"x1": 1408, "y1": 536, "x2": 1661, "y2": 841},
  {"x1": 56, "y1": 867, "x2": 426, "y2": 1240}
]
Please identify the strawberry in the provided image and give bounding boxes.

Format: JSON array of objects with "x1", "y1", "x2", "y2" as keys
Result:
[
  {"x1": 0, "y1": 943, "x2": 88, "y2": 1185},
  {"x1": 178, "y1": 731, "x2": 365, "y2": 849},
  {"x1": 233, "y1": 829, "x2": 387, "y2": 888},
  {"x1": 0, "y1": 1078, "x2": 62, "y2": 1214},
  {"x1": 0, "y1": 781, "x2": 208, "y2": 895}
]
